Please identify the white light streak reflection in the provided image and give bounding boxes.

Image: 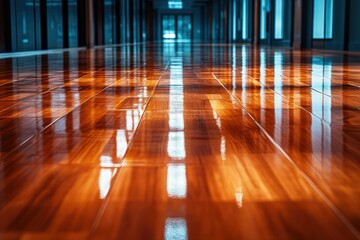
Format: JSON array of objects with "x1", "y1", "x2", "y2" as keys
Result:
[
  {"x1": 241, "y1": 46, "x2": 248, "y2": 105},
  {"x1": 232, "y1": 46, "x2": 237, "y2": 93},
  {"x1": 169, "y1": 112, "x2": 184, "y2": 130},
  {"x1": 167, "y1": 132, "x2": 186, "y2": 159},
  {"x1": 212, "y1": 110, "x2": 222, "y2": 129},
  {"x1": 221, "y1": 136, "x2": 226, "y2": 160},
  {"x1": 167, "y1": 164, "x2": 187, "y2": 199},
  {"x1": 165, "y1": 218, "x2": 188, "y2": 240},
  {"x1": 98, "y1": 166, "x2": 117, "y2": 199},
  {"x1": 311, "y1": 57, "x2": 332, "y2": 123},
  {"x1": 260, "y1": 49, "x2": 266, "y2": 86},
  {"x1": 100, "y1": 156, "x2": 113, "y2": 167},
  {"x1": 116, "y1": 130, "x2": 128, "y2": 159},
  {"x1": 126, "y1": 110, "x2": 140, "y2": 130},
  {"x1": 235, "y1": 187, "x2": 244, "y2": 208},
  {"x1": 168, "y1": 57, "x2": 186, "y2": 159},
  {"x1": 274, "y1": 52, "x2": 283, "y2": 143}
]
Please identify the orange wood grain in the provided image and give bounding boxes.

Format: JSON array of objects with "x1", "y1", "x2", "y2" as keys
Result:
[{"x1": 0, "y1": 43, "x2": 359, "y2": 239}]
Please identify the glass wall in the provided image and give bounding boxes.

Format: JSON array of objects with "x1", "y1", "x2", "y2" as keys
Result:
[
  {"x1": 232, "y1": 0, "x2": 237, "y2": 41},
  {"x1": 132, "y1": 0, "x2": 140, "y2": 42},
  {"x1": 242, "y1": 0, "x2": 249, "y2": 40},
  {"x1": 260, "y1": 0, "x2": 270, "y2": 40},
  {"x1": 313, "y1": 0, "x2": 333, "y2": 39},
  {"x1": 177, "y1": 15, "x2": 192, "y2": 40},
  {"x1": 274, "y1": 0, "x2": 284, "y2": 39},
  {"x1": 163, "y1": 15, "x2": 176, "y2": 39},
  {"x1": 47, "y1": 0, "x2": 63, "y2": 49},
  {"x1": 120, "y1": 0, "x2": 127, "y2": 43},
  {"x1": 68, "y1": 0, "x2": 78, "y2": 47},
  {"x1": 14, "y1": 0, "x2": 39, "y2": 51},
  {"x1": 104, "y1": 0, "x2": 116, "y2": 45}
]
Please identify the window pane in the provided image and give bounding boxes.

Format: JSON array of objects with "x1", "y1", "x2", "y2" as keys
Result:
[
  {"x1": 47, "y1": 0, "x2": 63, "y2": 49},
  {"x1": 178, "y1": 15, "x2": 183, "y2": 39},
  {"x1": 242, "y1": 0, "x2": 248, "y2": 40},
  {"x1": 104, "y1": 0, "x2": 115, "y2": 44},
  {"x1": 313, "y1": 0, "x2": 325, "y2": 39},
  {"x1": 68, "y1": 0, "x2": 78, "y2": 47},
  {"x1": 177, "y1": 15, "x2": 191, "y2": 40},
  {"x1": 15, "y1": 0, "x2": 36, "y2": 51},
  {"x1": 274, "y1": 0, "x2": 284, "y2": 39},
  {"x1": 163, "y1": 15, "x2": 176, "y2": 39},
  {"x1": 233, "y1": 0, "x2": 236, "y2": 40},
  {"x1": 260, "y1": 0, "x2": 270, "y2": 39},
  {"x1": 313, "y1": 0, "x2": 333, "y2": 39},
  {"x1": 325, "y1": 0, "x2": 333, "y2": 38}
]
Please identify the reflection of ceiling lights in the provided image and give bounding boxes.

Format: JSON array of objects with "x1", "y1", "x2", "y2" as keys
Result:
[{"x1": 168, "y1": 0, "x2": 183, "y2": 9}]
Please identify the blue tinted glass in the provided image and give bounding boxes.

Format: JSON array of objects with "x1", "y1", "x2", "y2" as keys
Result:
[
  {"x1": 68, "y1": 0, "x2": 78, "y2": 47},
  {"x1": 260, "y1": 0, "x2": 270, "y2": 39},
  {"x1": 163, "y1": 15, "x2": 176, "y2": 39},
  {"x1": 313, "y1": 0, "x2": 325, "y2": 38},
  {"x1": 242, "y1": 0, "x2": 248, "y2": 40},
  {"x1": 274, "y1": 0, "x2": 284, "y2": 39},
  {"x1": 104, "y1": 0, "x2": 115, "y2": 44},
  {"x1": 233, "y1": 0, "x2": 237, "y2": 41},
  {"x1": 313, "y1": 0, "x2": 333, "y2": 39},
  {"x1": 325, "y1": 0, "x2": 333, "y2": 38}
]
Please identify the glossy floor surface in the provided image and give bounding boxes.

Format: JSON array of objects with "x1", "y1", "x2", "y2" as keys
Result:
[{"x1": 0, "y1": 43, "x2": 360, "y2": 239}]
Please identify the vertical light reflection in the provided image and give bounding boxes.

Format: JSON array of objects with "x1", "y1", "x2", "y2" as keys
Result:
[
  {"x1": 116, "y1": 130, "x2": 128, "y2": 159},
  {"x1": 99, "y1": 156, "x2": 117, "y2": 199},
  {"x1": 169, "y1": 112, "x2": 184, "y2": 130},
  {"x1": 165, "y1": 218, "x2": 188, "y2": 240},
  {"x1": 260, "y1": 49, "x2": 267, "y2": 86},
  {"x1": 235, "y1": 187, "x2": 244, "y2": 208},
  {"x1": 167, "y1": 56, "x2": 186, "y2": 159},
  {"x1": 260, "y1": 49, "x2": 267, "y2": 124},
  {"x1": 311, "y1": 57, "x2": 332, "y2": 123},
  {"x1": 100, "y1": 155, "x2": 113, "y2": 167},
  {"x1": 311, "y1": 57, "x2": 332, "y2": 163},
  {"x1": 274, "y1": 51, "x2": 283, "y2": 143},
  {"x1": 232, "y1": 46, "x2": 237, "y2": 94},
  {"x1": 212, "y1": 110, "x2": 225, "y2": 159},
  {"x1": 126, "y1": 110, "x2": 140, "y2": 131},
  {"x1": 241, "y1": 46, "x2": 248, "y2": 104},
  {"x1": 99, "y1": 168, "x2": 115, "y2": 199},
  {"x1": 274, "y1": 51, "x2": 283, "y2": 92},
  {"x1": 167, "y1": 164, "x2": 187, "y2": 198},
  {"x1": 221, "y1": 136, "x2": 226, "y2": 160},
  {"x1": 212, "y1": 111, "x2": 221, "y2": 130},
  {"x1": 168, "y1": 132, "x2": 186, "y2": 158}
]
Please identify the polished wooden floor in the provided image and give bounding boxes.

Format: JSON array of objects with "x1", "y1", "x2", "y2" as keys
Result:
[{"x1": 0, "y1": 43, "x2": 359, "y2": 239}]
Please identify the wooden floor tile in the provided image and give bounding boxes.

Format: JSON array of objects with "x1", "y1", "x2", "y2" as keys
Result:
[{"x1": 0, "y1": 43, "x2": 359, "y2": 239}]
